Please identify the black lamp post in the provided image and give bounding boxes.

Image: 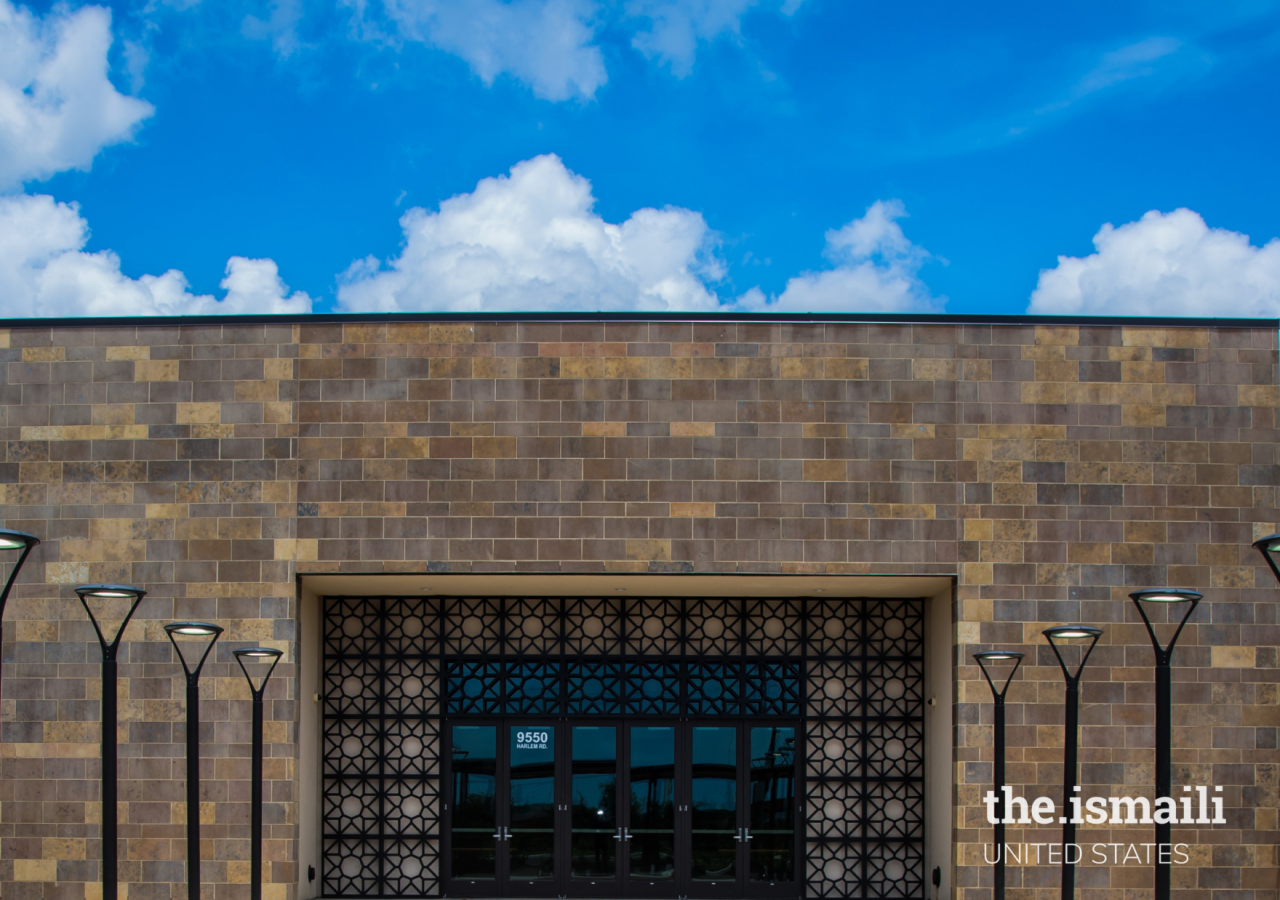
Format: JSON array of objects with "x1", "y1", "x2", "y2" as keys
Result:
[
  {"x1": 1043, "y1": 625, "x2": 1103, "y2": 900},
  {"x1": 165, "y1": 622, "x2": 224, "y2": 900},
  {"x1": 76, "y1": 584, "x2": 148, "y2": 900},
  {"x1": 1128, "y1": 589, "x2": 1200, "y2": 900},
  {"x1": 234, "y1": 647, "x2": 284, "y2": 900},
  {"x1": 0, "y1": 529, "x2": 39, "y2": 718},
  {"x1": 973, "y1": 650, "x2": 1024, "y2": 900}
]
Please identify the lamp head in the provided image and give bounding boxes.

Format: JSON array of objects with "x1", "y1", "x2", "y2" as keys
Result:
[
  {"x1": 972, "y1": 651, "x2": 1024, "y2": 662},
  {"x1": 1129, "y1": 589, "x2": 1202, "y2": 605},
  {"x1": 972, "y1": 650, "x2": 1025, "y2": 698},
  {"x1": 75, "y1": 584, "x2": 146, "y2": 602},
  {"x1": 0, "y1": 529, "x2": 38, "y2": 551},
  {"x1": 1253, "y1": 533, "x2": 1280, "y2": 585},
  {"x1": 164, "y1": 622, "x2": 223, "y2": 638},
  {"x1": 1253, "y1": 533, "x2": 1280, "y2": 554},
  {"x1": 74, "y1": 584, "x2": 146, "y2": 651},
  {"x1": 233, "y1": 647, "x2": 283, "y2": 661},
  {"x1": 1042, "y1": 625, "x2": 1103, "y2": 641},
  {"x1": 233, "y1": 646, "x2": 283, "y2": 694}
]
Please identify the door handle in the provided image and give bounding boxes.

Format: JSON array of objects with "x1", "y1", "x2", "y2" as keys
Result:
[
  {"x1": 493, "y1": 826, "x2": 510, "y2": 841},
  {"x1": 613, "y1": 828, "x2": 624, "y2": 841},
  {"x1": 744, "y1": 828, "x2": 753, "y2": 841},
  {"x1": 622, "y1": 827, "x2": 632, "y2": 841},
  {"x1": 734, "y1": 828, "x2": 743, "y2": 842}
]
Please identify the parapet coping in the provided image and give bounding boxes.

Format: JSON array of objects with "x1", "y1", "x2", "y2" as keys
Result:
[{"x1": 0, "y1": 312, "x2": 1276, "y2": 329}]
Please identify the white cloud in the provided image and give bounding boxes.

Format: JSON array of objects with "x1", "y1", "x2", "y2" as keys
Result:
[
  {"x1": 0, "y1": 0, "x2": 153, "y2": 188},
  {"x1": 628, "y1": 0, "x2": 756, "y2": 77},
  {"x1": 338, "y1": 154, "x2": 722, "y2": 312},
  {"x1": 627, "y1": 0, "x2": 803, "y2": 77},
  {"x1": 0, "y1": 193, "x2": 312, "y2": 317},
  {"x1": 369, "y1": 0, "x2": 606, "y2": 100},
  {"x1": 1027, "y1": 208, "x2": 1280, "y2": 316},
  {"x1": 337, "y1": 158, "x2": 943, "y2": 315},
  {"x1": 1037, "y1": 36, "x2": 1199, "y2": 116},
  {"x1": 737, "y1": 200, "x2": 943, "y2": 313}
]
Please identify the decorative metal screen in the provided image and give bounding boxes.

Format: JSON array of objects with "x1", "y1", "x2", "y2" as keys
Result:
[
  {"x1": 803, "y1": 598, "x2": 926, "y2": 899},
  {"x1": 323, "y1": 598, "x2": 444, "y2": 898},
  {"x1": 322, "y1": 595, "x2": 925, "y2": 899}
]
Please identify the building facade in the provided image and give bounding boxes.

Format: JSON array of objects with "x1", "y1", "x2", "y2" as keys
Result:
[{"x1": 0, "y1": 315, "x2": 1276, "y2": 900}]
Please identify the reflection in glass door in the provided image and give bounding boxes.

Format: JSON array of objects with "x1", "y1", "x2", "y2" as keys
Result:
[
  {"x1": 450, "y1": 726, "x2": 497, "y2": 885},
  {"x1": 748, "y1": 726, "x2": 796, "y2": 890},
  {"x1": 509, "y1": 725, "x2": 557, "y2": 890},
  {"x1": 445, "y1": 720, "x2": 799, "y2": 899},
  {"x1": 569, "y1": 726, "x2": 619, "y2": 895},
  {"x1": 627, "y1": 726, "x2": 676, "y2": 891},
  {"x1": 691, "y1": 727, "x2": 738, "y2": 893}
]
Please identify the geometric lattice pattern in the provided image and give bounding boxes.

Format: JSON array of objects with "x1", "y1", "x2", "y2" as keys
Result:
[
  {"x1": 324, "y1": 595, "x2": 925, "y2": 899},
  {"x1": 803, "y1": 598, "x2": 925, "y2": 899},
  {"x1": 324, "y1": 597, "x2": 444, "y2": 898}
]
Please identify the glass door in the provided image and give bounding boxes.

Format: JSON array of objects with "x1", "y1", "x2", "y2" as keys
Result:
[
  {"x1": 444, "y1": 719, "x2": 799, "y2": 899},
  {"x1": 689, "y1": 726, "x2": 741, "y2": 897},
  {"x1": 624, "y1": 724, "x2": 678, "y2": 897},
  {"x1": 568, "y1": 725, "x2": 621, "y2": 897},
  {"x1": 745, "y1": 724, "x2": 798, "y2": 899},
  {"x1": 507, "y1": 723, "x2": 560, "y2": 897},
  {"x1": 444, "y1": 721, "x2": 562, "y2": 898},
  {"x1": 447, "y1": 724, "x2": 500, "y2": 896}
]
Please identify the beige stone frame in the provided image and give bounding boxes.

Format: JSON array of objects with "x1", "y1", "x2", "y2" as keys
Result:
[{"x1": 295, "y1": 573, "x2": 956, "y2": 899}]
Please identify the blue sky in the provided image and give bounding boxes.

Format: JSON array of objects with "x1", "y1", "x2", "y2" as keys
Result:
[{"x1": 4, "y1": 0, "x2": 1280, "y2": 317}]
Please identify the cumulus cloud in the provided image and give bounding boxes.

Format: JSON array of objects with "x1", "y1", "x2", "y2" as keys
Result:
[
  {"x1": 1027, "y1": 208, "x2": 1280, "y2": 316},
  {"x1": 366, "y1": 0, "x2": 606, "y2": 100},
  {"x1": 337, "y1": 154, "x2": 722, "y2": 312},
  {"x1": 0, "y1": 194, "x2": 312, "y2": 318},
  {"x1": 627, "y1": 0, "x2": 804, "y2": 77},
  {"x1": 736, "y1": 200, "x2": 943, "y2": 313},
  {"x1": 0, "y1": 0, "x2": 153, "y2": 188}
]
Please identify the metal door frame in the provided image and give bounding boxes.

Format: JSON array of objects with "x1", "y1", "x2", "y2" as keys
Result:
[{"x1": 326, "y1": 595, "x2": 926, "y2": 900}]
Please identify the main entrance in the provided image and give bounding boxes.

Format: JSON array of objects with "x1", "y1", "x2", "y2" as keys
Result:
[
  {"x1": 320, "y1": 595, "x2": 927, "y2": 899},
  {"x1": 445, "y1": 720, "x2": 798, "y2": 899}
]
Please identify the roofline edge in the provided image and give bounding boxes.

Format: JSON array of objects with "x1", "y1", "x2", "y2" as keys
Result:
[{"x1": 1, "y1": 311, "x2": 1277, "y2": 328}]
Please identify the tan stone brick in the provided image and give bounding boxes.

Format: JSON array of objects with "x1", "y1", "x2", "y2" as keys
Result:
[
  {"x1": 1021, "y1": 381, "x2": 1065, "y2": 403},
  {"x1": 1212, "y1": 646, "x2": 1256, "y2": 667},
  {"x1": 384, "y1": 438, "x2": 431, "y2": 458},
  {"x1": 475, "y1": 357, "x2": 520, "y2": 378},
  {"x1": 46, "y1": 561, "x2": 90, "y2": 584},
  {"x1": 803, "y1": 460, "x2": 845, "y2": 481},
  {"x1": 235, "y1": 380, "x2": 277, "y2": 402},
  {"x1": 1035, "y1": 325, "x2": 1079, "y2": 346},
  {"x1": 14, "y1": 859, "x2": 56, "y2": 881},
  {"x1": 177, "y1": 402, "x2": 221, "y2": 424},
  {"x1": 780, "y1": 358, "x2": 823, "y2": 379},
  {"x1": 891, "y1": 423, "x2": 934, "y2": 439},
  {"x1": 474, "y1": 437, "x2": 517, "y2": 458},
  {"x1": 430, "y1": 323, "x2": 475, "y2": 342},
  {"x1": 135, "y1": 360, "x2": 178, "y2": 381},
  {"x1": 605, "y1": 357, "x2": 648, "y2": 378},
  {"x1": 1240, "y1": 384, "x2": 1278, "y2": 406},
  {"x1": 626, "y1": 539, "x2": 671, "y2": 561},
  {"x1": 650, "y1": 357, "x2": 692, "y2": 378},
  {"x1": 22, "y1": 347, "x2": 64, "y2": 362},
  {"x1": 825, "y1": 357, "x2": 869, "y2": 379}
]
